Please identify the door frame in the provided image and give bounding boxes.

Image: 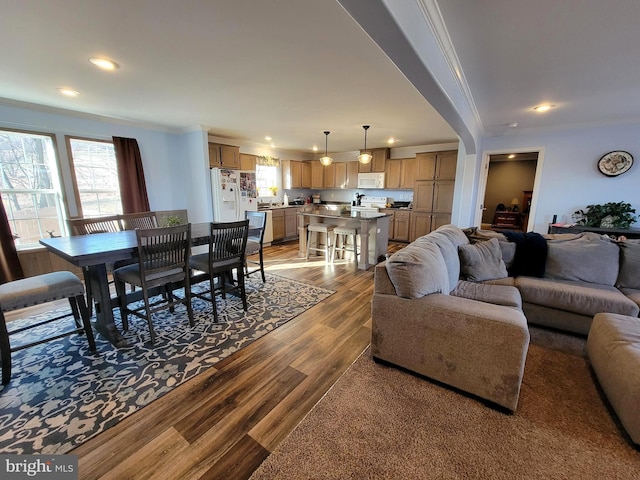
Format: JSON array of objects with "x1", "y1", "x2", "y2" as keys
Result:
[{"x1": 474, "y1": 146, "x2": 546, "y2": 232}]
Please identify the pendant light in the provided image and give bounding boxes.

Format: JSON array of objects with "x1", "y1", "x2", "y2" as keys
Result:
[
  {"x1": 319, "y1": 131, "x2": 333, "y2": 166},
  {"x1": 358, "y1": 125, "x2": 372, "y2": 164}
]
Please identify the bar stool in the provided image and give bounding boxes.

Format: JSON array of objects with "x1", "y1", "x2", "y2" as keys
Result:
[
  {"x1": 306, "y1": 223, "x2": 335, "y2": 263},
  {"x1": 332, "y1": 224, "x2": 360, "y2": 265}
]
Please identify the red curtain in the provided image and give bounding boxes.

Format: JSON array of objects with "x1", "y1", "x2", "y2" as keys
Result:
[
  {"x1": 0, "y1": 197, "x2": 24, "y2": 283},
  {"x1": 113, "y1": 137, "x2": 151, "y2": 214}
]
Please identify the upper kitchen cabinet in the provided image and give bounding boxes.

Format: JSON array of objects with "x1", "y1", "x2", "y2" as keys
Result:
[
  {"x1": 283, "y1": 160, "x2": 312, "y2": 189},
  {"x1": 385, "y1": 158, "x2": 416, "y2": 189},
  {"x1": 358, "y1": 148, "x2": 389, "y2": 173},
  {"x1": 416, "y1": 150, "x2": 457, "y2": 180},
  {"x1": 311, "y1": 161, "x2": 324, "y2": 189},
  {"x1": 239, "y1": 153, "x2": 257, "y2": 171},
  {"x1": 209, "y1": 143, "x2": 240, "y2": 169},
  {"x1": 323, "y1": 163, "x2": 335, "y2": 189},
  {"x1": 346, "y1": 161, "x2": 359, "y2": 189}
]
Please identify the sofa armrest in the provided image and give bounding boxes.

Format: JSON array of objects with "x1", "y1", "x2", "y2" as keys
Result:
[
  {"x1": 371, "y1": 293, "x2": 529, "y2": 411},
  {"x1": 374, "y1": 261, "x2": 396, "y2": 295}
]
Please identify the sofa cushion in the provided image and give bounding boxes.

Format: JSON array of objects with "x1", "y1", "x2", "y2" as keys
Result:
[
  {"x1": 516, "y1": 276, "x2": 639, "y2": 318},
  {"x1": 458, "y1": 238, "x2": 508, "y2": 282},
  {"x1": 385, "y1": 242, "x2": 449, "y2": 299},
  {"x1": 545, "y1": 233, "x2": 619, "y2": 285},
  {"x1": 434, "y1": 224, "x2": 469, "y2": 248},
  {"x1": 451, "y1": 280, "x2": 522, "y2": 309},
  {"x1": 616, "y1": 240, "x2": 640, "y2": 290},
  {"x1": 419, "y1": 231, "x2": 460, "y2": 292},
  {"x1": 619, "y1": 288, "x2": 640, "y2": 310}
]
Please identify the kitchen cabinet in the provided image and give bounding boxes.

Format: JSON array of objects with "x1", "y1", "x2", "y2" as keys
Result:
[
  {"x1": 416, "y1": 150, "x2": 457, "y2": 180},
  {"x1": 333, "y1": 162, "x2": 347, "y2": 188},
  {"x1": 272, "y1": 209, "x2": 285, "y2": 241},
  {"x1": 414, "y1": 180, "x2": 455, "y2": 213},
  {"x1": 311, "y1": 161, "x2": 324, "y2": 189},
  {"x1": 239, "y1": 153, "x2": 256, "y2": 171},
  {"x1": 385, "y1": 159, "x2": 402, "y2": 189},
  {"x1": 323, "y1": 163, "x2": 335, "y2": 188},
  {"x1": 381, "y1": 208, "x2": 411, "y2": 242},
  {"x1": 385, "y1": 158, "x2": 416, "y2": 189},
  {"x1": 285, "y1": 207, "x2": 300, "y2": 239},
  {"x1": 301, "y1": 162, "x2": 312, "y2": 188},
  {"x1": 358, "y1": 148, "x2": 389, "y2": 173},
  {"x1": 409, "y1": 212, "x2": 451, "y2": 241},
  {"x1": 209, "y1": 143, "x2": 240, "y2": 169},
  {"x1": 346, "y1": 161, "x2": 359, "y2": 189}
]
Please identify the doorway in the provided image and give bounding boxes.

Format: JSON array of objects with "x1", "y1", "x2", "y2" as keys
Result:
[{"x1": 475, "y1": 150, "x2": 542, "y2": 232}]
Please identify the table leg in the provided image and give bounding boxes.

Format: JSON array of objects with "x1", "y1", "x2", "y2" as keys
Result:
[{"x1": 87, "y1": 264, "x2": 128, "y2": 348}]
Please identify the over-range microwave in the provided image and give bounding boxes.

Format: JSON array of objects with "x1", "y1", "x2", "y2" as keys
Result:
[{"x1": 357, "y1": 172, "x2": 385, "y2": 189}]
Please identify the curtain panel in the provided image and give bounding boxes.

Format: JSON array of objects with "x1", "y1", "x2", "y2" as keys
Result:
[
  {"x1": 0, "y1": 198, "x2": 24, "y2": 283},
  {"x1": 113, "y1": 137, "x2": 151, "y2": 214}
]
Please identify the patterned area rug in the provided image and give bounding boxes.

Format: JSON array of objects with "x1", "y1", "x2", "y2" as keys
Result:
[{"x1": 0, "y1": 273, "x2": 333, "y2": 454}]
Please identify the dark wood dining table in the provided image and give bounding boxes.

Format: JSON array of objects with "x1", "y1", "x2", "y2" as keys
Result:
[{"x1": 39, "y1": 222, "x2": 232, "y2": 347}]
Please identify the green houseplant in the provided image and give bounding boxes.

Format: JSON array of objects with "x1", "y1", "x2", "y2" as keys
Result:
[{"x1": 573, "y1": 202, "x2": 637, "y2": 229}]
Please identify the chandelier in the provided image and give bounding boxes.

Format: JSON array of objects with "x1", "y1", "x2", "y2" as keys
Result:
[
  {"x1": 319, "y1": 131, "x2": 333, "y2": 166},
  {"x1": 358, "y1": 125, "x2": 372, "y2": 164}
]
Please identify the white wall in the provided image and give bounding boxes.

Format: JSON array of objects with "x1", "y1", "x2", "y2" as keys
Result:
[{"x1": 475, "y1": 123, "x2": 640, "y2": 233}]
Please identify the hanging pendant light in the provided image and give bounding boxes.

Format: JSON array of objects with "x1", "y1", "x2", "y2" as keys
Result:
[
  {"x1": 319, "y1": 131, "x2": 333, "y2": 166},
  {"x1": 358, "y1": 125, "x2": 372, "y2": 164}
]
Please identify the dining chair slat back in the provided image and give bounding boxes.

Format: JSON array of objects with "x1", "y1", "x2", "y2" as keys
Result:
[
  {"x1": 245, "y1": 211, "x2": 267, "y2": 282},
  {"x1": 68, "y1": 215, "x2": 123, "y2": 236},
  {"x1": 121, "y1": 212, "x2": 159, "y2": 230}
]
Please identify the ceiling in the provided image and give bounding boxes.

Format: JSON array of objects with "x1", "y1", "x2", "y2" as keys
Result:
[{"x1": 2, "y1": 1, "x2": 639, "y2": 154}]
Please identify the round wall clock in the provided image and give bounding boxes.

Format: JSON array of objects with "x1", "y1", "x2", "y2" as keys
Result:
[{"x1": 597, "y1": 151, "x2": 633, "y2": 177}]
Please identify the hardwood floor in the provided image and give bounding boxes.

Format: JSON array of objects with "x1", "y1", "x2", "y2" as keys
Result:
[{"x1": 53, "y1": 240, "x2": 405, "y2": 480}]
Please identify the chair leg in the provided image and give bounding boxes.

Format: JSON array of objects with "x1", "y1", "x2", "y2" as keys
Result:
[
  {"x1": 82, "y1": 267, "x2": 94, "y2": 318},
  {"x1": 209, "y1": 273, "x2": 220, "y2": 323},
  {"x1": 142, "y1": 289, "x2": 156, "y2": 345},
  {"x1": 114, "y1": 278, "x2": 130, "y2": 331},
  {"x1": 238, "y1": 266, "x2": 248, "y2": 311},
  {"x1": 0, "y1": 312, "x2": 11, "y2": 385},
  {"x1": 71, "y1": 295, "x2": 97, "y2": 351},
  {"x1": 184, "y1": 280, "x2": 194, "y2": 327},
  {"x1": 259, "y1": 249, "x2": 266, "y2": 282}
]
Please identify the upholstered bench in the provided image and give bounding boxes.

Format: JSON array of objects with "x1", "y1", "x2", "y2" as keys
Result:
[{"x1": 587, "y1": 312, "x2": 640, "y2": 445}]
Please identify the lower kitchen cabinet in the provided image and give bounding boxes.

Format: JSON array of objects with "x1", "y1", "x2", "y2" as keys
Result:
[
  {"x1": 381, "y1": 209, "x2": 411, "y2": 242},
  {"x1": 272, "y1": 209, "x2": 285, "y2": 241},
  {"x1": 410, "y1": 212, "x2": 451, "y2": 241},
  {"x1": 284, "y1": 207, "x2": 300, "y2": 239}
]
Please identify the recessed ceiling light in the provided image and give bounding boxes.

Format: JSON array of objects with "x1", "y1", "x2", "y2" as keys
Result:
[
  {"x1": 312, "y1": 146, "x2": 318, "y2": 152},
  {"x1": 89, "y1": 57, "x2": 119, "y2": 71},
  {"x1": 533, "y1": 104, "x2": 555, "y2": 112},
  {"x1": 265, "y1": 136, "x2": 272, "y2": 141},
  {"x1": 270, "y1": 143, "x2": 275, "y2": 148},
  {"x1": 508, "y1": 154, "x2": 516, "y2": 159},
  {"x1": 508, "y1": 122, "x2": 519, "y2": 128},
  {"x1": 387, "y1": 138, "x2": 396, "y2": 144},
  {"x1": 57, "y1": 88, "x2": 79, "y2": 97}
]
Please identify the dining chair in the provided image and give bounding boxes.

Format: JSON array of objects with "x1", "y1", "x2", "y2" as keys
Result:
[
  {"x1": 68, "y1": 215, "x2": 124, "y2": 316},
  {"x1": 0, "y1": 271, "x2": 96, "y2": 384},
  {"x1": 121, "y1": 211, "x2": 159, "y2": 230},
  {"x1": 245, "y1": 211, "x2": 267, "y2": 282},
  {"x1": 190, "y1": 220, "x2": 249, "y2": 323},
  {"x1": 113, "y1": 224, "x2": 193, "y2": 345}
]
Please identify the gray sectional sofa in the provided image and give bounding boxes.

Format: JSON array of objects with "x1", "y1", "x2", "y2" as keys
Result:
[{"x1": 371, "y1": 224, "x2": 640, "y2": 414}]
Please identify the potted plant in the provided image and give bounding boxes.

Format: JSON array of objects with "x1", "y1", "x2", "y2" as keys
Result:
[{"x1": 573, "y1": 202, "x2": 637, "y2": 229}]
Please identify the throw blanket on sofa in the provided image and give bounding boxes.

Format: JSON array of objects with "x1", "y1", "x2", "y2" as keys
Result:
[{"x1": 503, "y1": 231, "x2": 548, "y2": 277}]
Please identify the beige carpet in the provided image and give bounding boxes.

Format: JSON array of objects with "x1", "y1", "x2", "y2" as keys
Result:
[{"x1": 251, "y1": 327, "x2": 640, "y2": 479}]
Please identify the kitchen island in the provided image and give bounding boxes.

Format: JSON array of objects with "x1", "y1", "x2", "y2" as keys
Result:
[{"x1": 298, "y1": 210, "x2": 391, "y2": 270}]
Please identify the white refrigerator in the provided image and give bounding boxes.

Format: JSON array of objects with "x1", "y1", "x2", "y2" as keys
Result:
[{"x1": 211, "y1": 168, "x2": 257, "y2": 222}]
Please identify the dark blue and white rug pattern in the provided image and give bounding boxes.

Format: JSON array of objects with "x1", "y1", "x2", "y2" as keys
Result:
[{"x1": 0, "y1": 274, "x2": 333, "y2": 454}]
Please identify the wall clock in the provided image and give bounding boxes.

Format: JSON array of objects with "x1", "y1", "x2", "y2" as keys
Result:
[{"x1": 597, "y1": 151, "x2": 633, "y2": 177}]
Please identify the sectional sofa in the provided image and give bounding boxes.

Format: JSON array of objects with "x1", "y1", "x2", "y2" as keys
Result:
[{"x1": 371, "y1": 224, "x2": 640, "y2": 414}]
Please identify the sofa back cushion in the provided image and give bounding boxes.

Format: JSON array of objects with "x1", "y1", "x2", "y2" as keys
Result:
[
  {"x1": 458, "y1": 237, "x2": 509, "y2": 282},
  {"x1": 385, "y1": 242, "x2": 450, "y2": 299},
  {"x1": 545, "y1": 233, "x2": 619, "y2": 285},
  {"x1": 434, "y1": 224, "x2": 469, "y2": 248},
  {"x1": 616, "y1": 239, "x2": 640, "y2": 289},
  {"x1": 417, "y1": 231, "x2": 460, "y2": 292}
]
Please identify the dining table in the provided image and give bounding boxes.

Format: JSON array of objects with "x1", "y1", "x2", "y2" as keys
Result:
[{"x1": 39, "y1": 222, "x2": 248, "y2": 348}]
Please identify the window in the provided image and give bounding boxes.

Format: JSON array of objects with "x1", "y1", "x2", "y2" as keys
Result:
[
  {"x1": 67, "y1": 137, "x2": 122, "y2": 217},
  {"x1": 0, "y1": 129, "x2": 66, "y2": 246},
  {"x1": 256, "y1": 164, "x2": 278, "y2": 197}
]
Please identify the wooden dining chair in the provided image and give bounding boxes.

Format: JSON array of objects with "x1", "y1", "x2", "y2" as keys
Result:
[
  {"x1": 245, "y1": 211, "x2": 267, "y2": 282},
  {"x1": 121, "y1": 211, "x2": 159, "y2": 230},
  {"x1": 68, "y1": 215, "x2": 124, "y2": 316},
  {"x1": 0, "y1": 271, "x2": 96, "y2": 384},
  {"x1": 113, "y1": 224, "x2": 193, "y2": 345},
  {"x1": 190, "y1": 220, "x2": 249, "y2": 323}
]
